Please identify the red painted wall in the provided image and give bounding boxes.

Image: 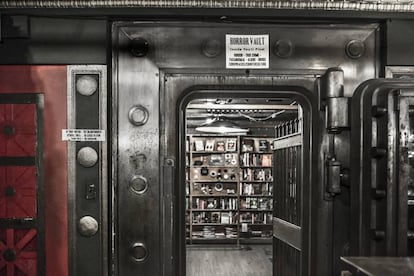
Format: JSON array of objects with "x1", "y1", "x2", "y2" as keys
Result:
[{"x1": 0, "y1": 66, "x2": 68, "y2": 276}]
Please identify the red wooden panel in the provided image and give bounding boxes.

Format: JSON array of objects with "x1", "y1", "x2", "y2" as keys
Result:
[
  {"x1": 0, "y1": 167, "x2": 36, "y2": 219},
  {"x1": 0, "y1": 229, "x2": 37, "y2": 276},
  {"x1": 0, "y1": 66, "x2": 68, "y2": 276},
  {"x1": 0, "y1": 104, "x2": 36, "y2": 156}
]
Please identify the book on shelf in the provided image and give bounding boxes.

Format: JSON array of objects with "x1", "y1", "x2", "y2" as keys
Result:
[
  {"x1": 258, "y1": 140, "x2": 270, "y2": 151},
  {"x1": 205, "y1": 139, "x2": 215, "y2": 151},
  {"x1": 221, "y1": 212, "x2": 230, "y2": 224},
  {"x1": 226, "y1": 138, "x2": 237, "y2": 152},
  {"x1": 216, "y1": 140, "x2": 225, "y2": 151},
  {"x1": 194, "y1": 140, "x2": 204, "y2": 151},
  {"x1": 242, "y1": 138, "x2": 254, "y2": 152},
  {"x1": 261, "y1": 154, "x2": 272, "y2": 167}
]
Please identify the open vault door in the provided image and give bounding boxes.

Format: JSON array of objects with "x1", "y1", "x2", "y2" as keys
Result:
[
  {"x1": 350, "y1": 71, "x2": 414, "y2": 257},
  {"x1": 272, "y1": 116, "x2": 303, "y2": 275}
]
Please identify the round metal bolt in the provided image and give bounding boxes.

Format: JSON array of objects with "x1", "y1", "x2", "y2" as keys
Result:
[
  {"x1": 129, "y1": 175, "x2": 148, "y2": 195},
  {"x1": 128, "y1": 106, "x2": 149, "y2": 126},
  {"x1": 130, "y1": 38, "x2": 149, "y2": 57},
  {"x1": 371, "y1": 106, "x2": 387, "y2": 117},
  {"x1": 371, "y1": 147, "x2": 387, "y2": 159},
  {"x1": 78, "y1": 216, "x2": 99, "y2": 237},
  {"x1": 5, "y1": 186, "x2": 16, "y2": 197},
  {"x1": 346, "y1": 40, "x2": 365, "y2": 59},
  {"x1": 130, "y1": 242, "x2": 148, "y2": 262},
  {"x1": 202, "y1": 39, "x2": 221, "y2": 58},
  {"x1": 274, "y1": 39, "x2": 293, "y2": 58},
  {"x1": 3, "y1": 249, "x2": 17, "y2": 262},
  {"x1": 3, "y1": 125, "x2": 15, "y2": 136},
  {"x1": 77, "y1": 147, "x2": 98, "y2": 168},
  {"x1": 76, "y1": 75, "x2": 98, "y2": 96}
]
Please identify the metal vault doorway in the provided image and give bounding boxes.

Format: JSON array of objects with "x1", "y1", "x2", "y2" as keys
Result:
[{"x1": 111, "y1": 21, "x2": 378, "y2": 276}]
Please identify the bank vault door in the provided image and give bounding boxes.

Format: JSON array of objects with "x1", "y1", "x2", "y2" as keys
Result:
[{"x1": 350, "y1": 73, "x2": 414, "y2": 257}]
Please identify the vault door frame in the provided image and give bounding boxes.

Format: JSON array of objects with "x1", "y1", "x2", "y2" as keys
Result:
[
  {"x1": 113, "y1": 21, "x2": 378, "y2": 276},
  {"x1": 166, "y1": 76, "x2": 316, "y2": 276}
]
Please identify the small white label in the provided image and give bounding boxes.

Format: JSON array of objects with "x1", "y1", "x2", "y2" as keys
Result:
[
  {"x1": 226, "y1": 34, "x2": 269, "y2": 69},
  {"x1": 241, "y1": 223, "x2": 248, "y2": 232},
  {"x1": 62, "y1": 129, "x2": 105, "y2": 142}
]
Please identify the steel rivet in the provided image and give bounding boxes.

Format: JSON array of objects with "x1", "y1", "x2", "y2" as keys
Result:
[
  {"x1": 371, "y1": 147, "x2": 387, "y2": 159},
  {"x1": 274, "y1": 39, "x2": 293, "y2": 58},
  {"x1": 130, "y1": 38, "x2": 149, "y2": 57},
  {"x1": 78, "y1": 216, "x2": 99, "y2": 237},
  {"x1": 128, "y1": 106, "x2": 149, "y2": 126},
  {"x1": 371, "y1": 106, "x2": 387, "y2": 117},
  {"x1": 346, "y1": 40, "x2": 365, "y2": 59},
  {"x1": 129, "y1": 175, "x2": 148, "y2": 195},
  {"x1": 202, "y1": 39, "x2": 221, "y2": 58},
  {"x1": 76, "y1": 75, "x2": 98, "y2": 96},
  {"x1": 373, "y1": 230, "x2": 385, "y2": 241},
  {"x1": 130, "y1": 242, "x2": 148, "y2": 262},
  {"x1": 77, "y1": 147, "x2": 98, "y2": 168}
]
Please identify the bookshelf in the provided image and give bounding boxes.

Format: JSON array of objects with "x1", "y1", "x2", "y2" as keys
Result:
[
  {"x1": 186, "y1": 135, "x2": 274, "y2": 244},
  {"x1": 239, "y1": 137, "x2": 274, "y2": 241}
]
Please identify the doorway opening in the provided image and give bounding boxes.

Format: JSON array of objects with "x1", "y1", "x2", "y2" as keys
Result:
[{"x1": 182, "y1": 96, "x2": 303, "y2": 276}]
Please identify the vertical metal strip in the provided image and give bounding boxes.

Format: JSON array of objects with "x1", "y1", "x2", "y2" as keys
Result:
[
  {"x1": 115, "y1": 27, "x2": 161, "y2": 276},
  {"x1": 67, "y1": 65, "x2": 107, "y2": 276},
  {"x1": 397, "y1": 96, "x2": 409, "y2": 256}
]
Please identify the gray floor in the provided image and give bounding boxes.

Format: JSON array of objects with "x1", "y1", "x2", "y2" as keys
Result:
[{"x1": 186, "y1": 245, "x2": 272, "y2": 276}]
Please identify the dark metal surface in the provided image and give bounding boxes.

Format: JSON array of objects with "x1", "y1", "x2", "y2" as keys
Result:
[
  {"x1": 0, "y1": 17, "x2": 107, "y2": 65},
  {"x1": 273, "y1": 217, "x2": 301, "y2": 250},
  {"x1": 67, "y1": 65, "x2": 108, "y2": 276},
  {"x1": 341, "y1": 257, "x2": 414, "y2": 276},
  {"x1": 273, "y1": 123, "x2": 302, "y2": 275},
  {"x1": 350, "y1": 78, "x2": 414, "y2": 257}
]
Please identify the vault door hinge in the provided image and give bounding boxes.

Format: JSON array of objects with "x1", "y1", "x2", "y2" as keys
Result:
[
  {"x1": 321, "y1": 67, "x2": 349, "y2": 133},
  {"x1": 321, "y1": 68, "x2": 350, "y2": 199}
]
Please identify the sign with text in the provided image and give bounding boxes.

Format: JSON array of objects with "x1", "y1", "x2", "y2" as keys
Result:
[
  {"x1": 226, "y1": 34, "x2": 269, "y2": 69},
  {"x1": 62, "y1": 129, "x2": 105, "y2": 141}
]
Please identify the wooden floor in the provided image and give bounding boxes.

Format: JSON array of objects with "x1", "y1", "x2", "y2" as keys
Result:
[{"x1": 186, "y1": 244, "x2": 273, "y2": 276}]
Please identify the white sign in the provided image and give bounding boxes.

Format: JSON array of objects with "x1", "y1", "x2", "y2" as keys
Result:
[
  {"x1": 62, "y1": 129, "x2": 106, "y2": 142},
  {"x1": 226, "y1": 34, "x2": 269, "y2": 69}
]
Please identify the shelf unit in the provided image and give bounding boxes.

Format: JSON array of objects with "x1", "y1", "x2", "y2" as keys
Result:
[{"x1": 186, "y1": 135, "x2": 274, "y2": 244}]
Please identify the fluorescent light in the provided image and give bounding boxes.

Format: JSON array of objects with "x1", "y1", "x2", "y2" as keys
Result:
[{"x1": 195, "y1": 120, "x2": 249, "y2": 134}]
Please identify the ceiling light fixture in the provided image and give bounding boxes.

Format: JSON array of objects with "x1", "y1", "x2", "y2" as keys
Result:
[{"x1": 195, "y1": 119, "x2": 249, "y2": 134}]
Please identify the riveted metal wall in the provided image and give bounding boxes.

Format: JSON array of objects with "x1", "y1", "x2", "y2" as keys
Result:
[{"x1": 67, "y1": 65, "x2": 108, "y2": 276}]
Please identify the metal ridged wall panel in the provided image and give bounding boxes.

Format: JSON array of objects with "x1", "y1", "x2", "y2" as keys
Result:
[
  {"x1": 274, "y1": 238, "x2": 301, "y2": 276},
  {"x1": 1, "y1": 0, "x2": 414, "y2": 12}
]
